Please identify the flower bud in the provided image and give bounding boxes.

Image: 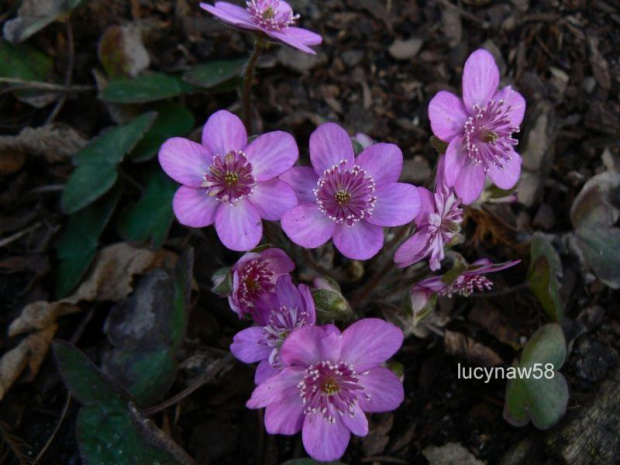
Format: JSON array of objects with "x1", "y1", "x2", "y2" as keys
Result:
[
  {"x1": 211, "y1": 267, "x2": 232, "y2": 296},
  {"x1": 311, "y1": 276, "x2": 354, "y2": 321}
]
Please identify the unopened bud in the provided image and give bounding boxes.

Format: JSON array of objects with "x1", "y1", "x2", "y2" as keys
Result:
[
  {"x1": 405, "y1": 286, "x2": 437, "y2": 326},
  {"x1": 312, "y1": 276, "x2": 354, "y2": 321},
  {"x1": 211, "y1": 267, "x2": 232, "y2": 296}
]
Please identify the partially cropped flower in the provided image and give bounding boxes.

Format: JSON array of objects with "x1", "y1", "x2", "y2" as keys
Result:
[
  {"x1": 159, "y1": 110, "x2": 298, "y2": 251},
  {"x1": 394, "y1": 186, "x2": 463, "y2": 271},
  {"x1": 231, "y1": 275, "x2": 315, "y2": 383},
  {"x1": 281, "y1": 123, "x2": 421, "y2": 260},
  {"x1": 353, "y1": 133, "x2": 375, "y2": 150},
  {"x1": 411, "y1": 258, "x2": 521, "y2": 298},
  {"x1": 200, "y1": 1, "x2": 322, "y2": 54},
  {"x1": 247, "y1": 319, "x2": 404, "y2": 462},
  {"x1": 229, "y1": 247, "x2": 295, "y2": 317},
  {"x1": 429, "y1": 49, "x2": 526, "y2": 204}
]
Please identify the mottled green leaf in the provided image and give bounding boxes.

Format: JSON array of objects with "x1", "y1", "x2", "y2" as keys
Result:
[
  {"x1": 62, "y1": 112, "x2": 156, "y2": 213},
  {"x1": 55, "y1": 183, "x2": 122, "y2": 298},
  {"x1": 128, "y1": 103, "x2": 195, "y2": 162},
  {"x1": 528, "y1": 234, "x2": 564, "y2": 322},
  {"x1": 100, "y1": 73, "x2": 195, "y2": 104},
  {"x1": 182, "y1": 58, "x2": 247, "y2": 88}
]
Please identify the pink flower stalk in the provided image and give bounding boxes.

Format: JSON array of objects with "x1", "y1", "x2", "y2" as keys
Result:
[
  {"x1": 247, "y1": 319, "x2": 404, "y2": 462},
  {"x1": 159, "y1": 110, "x2": 299, "y2": 252},
  {"x1": 281, "y1": 123, "x2": 421, "y2": 260},
  {"x1": 410, "y1": 258, "x2": 521, "y2": 308},
  {"x1": 200, "y1": 1, "x2": 322, "y2": 54},
  {"x1": 394, "y1": 186, "x2": 463, "y2": 271},
  {"x1": 231, "y1": 275, "x2": 316, "y2": 383},
  {"x1": 229, "y1": 247, "x2": 295, "y2": 317},
  {"x1": 429, "y1": 49, "x2": 526, "y2": 204}
]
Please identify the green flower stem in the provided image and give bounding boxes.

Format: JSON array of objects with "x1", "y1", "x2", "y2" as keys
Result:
[{"x1": 242, "y1": 39, "x2": 265, "y2": 134}]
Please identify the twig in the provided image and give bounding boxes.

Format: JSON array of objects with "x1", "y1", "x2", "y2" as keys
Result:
[
  {"x1": 31, "y1": 393, "x2": 72, "y2": 465},
  {"x1": 349, "y1": 257, "x2": 396, "y2": 310},
  {"x1": 0, "y1": 78, "x2": 93, "y2": 93},
  {"x1": 361, "y1": 456, "x2": 410, "y2": 464},
  {"x1": 143, "y1": 353, "x2": 234, "y2": 416},
  {"x1": 300, "y1": 248, "x2": 340, "y2": 280},
  {"x1": 434, "y1": 0, "x2": 486, "y2": 25},
  {"x1": 0, "y1": 222, "x2": 42, "y2": 248},
  {"x1": 47, "y1": 16, "x2": 75, "y2": 124},
  {"x1": 242, "y1": 39, "x2": 264, "y2": 134}
]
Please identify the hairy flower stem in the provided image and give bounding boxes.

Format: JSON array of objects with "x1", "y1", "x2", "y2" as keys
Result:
[{"x1": 242, "y1": 39, "x2": 265, "y2": 134}]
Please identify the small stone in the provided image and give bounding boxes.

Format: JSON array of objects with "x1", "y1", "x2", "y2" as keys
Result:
[
  {"x1": 388, "y1": 38, "x2": 423, "y2": 60},
  {"x1": 342, "y1": 49, "x2": 365, "y2": 67}
]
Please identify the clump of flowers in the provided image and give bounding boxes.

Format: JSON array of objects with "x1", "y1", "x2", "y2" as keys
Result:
[
  {"x1": 429, "y1": 49, "x2": 526, "y2": 204},
  {"x1": 159, "y1": 110, "x2": 299, "y2": 251},
  {"x1": 201, "y1": 0, "x2": 322, "y2": 54},
  {"x1": 280, "y1": 123, "x2": 421, "y2": 260},
  {"x1": 247, "y1": 319, "x2": 404, "y2": 462},
  {"x1": 231, "y1": 275, "x2": 315, "y2": 383}
]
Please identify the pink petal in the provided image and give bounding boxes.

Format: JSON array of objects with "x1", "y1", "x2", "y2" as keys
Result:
[
  {"x1": 428, "y1": 91, "x2": 468, "y2": 141},
  {"x1": 298, "y1": 283, "x2": 316, "y2": 323},
  {"x1": 309, "y1": 123, "x2": 355, "y2": 176},
  {"x1": 215, "y1": 199, "x2": 262, "y2": 251},
  {"x1": 368, "y1": 183, "x2": 420, "y2": 227},
  {"x1": 264, "y1": 386, "x2": 305, "y2": 434},
  {"x1": 244, "y1": 131, "x2": 299, "y2": 181},
  {"x1": 493, "y1": 86, "x2": 526, "y2": 127},
  {"x1": 394, "y1": 230, "x2": 430, "y2": 268},
  {"x1": 280, "y1": 326, "x2": 326, "y2": 367},
  {"x1": 359, "y1": 367, "x2": 405, "y2": 413},
  {"x1": 488, "y1": 151, "x2": 521, "y2": 190},
  {"x1": 172, "y1": 186, "x2": 219, "y2": 228},
  {"x1": 462, "y1": 49, "x2": 500, "y2": 110},
  {"x1": 266, "y1": 30, "x2": 317, "y2": 54},
  {"x1": 281, "y1": 203, "x2": 336, "y2": 248},
  {"x1": 249, "y1": 178, "x2": 298, "y2": 221},
  {"x1": 200, "y1": 2, "x2": 257, "y2": 30},
  {"x1": 355, "y1": 143, "x2": 403, "y2": 187},
  {"x1": 159, "y1": 138, "x2": 212, "y2": 187},
  {"x1": 230, "y1": 327, "x2": 271, "y2": 363},
  {"x1": 246, "y1": 367, "x2": 303, "y2": 409},
  {"x1": 285, "y1": 27, "x2": 322, "y2": 45},
  {"x1": 341, "y1": 319, "x2": 404, "y2": 372},
  {"x1": 279, "y1": 166, "x2": 318, "y2": 204},
  {"x1": 443, "y1": 137, "x2": 466, "y2": 189},
  {"x1": 415, "y1": 187, "x2": 435, "y2": 224},
  {"x1": 201, "y1": 110, "x2": 247, "y2": 157},
  {"x1": 453, "y1": 159, "x2": 486, "y2": 204},
  {"x1": 333, "y1": 221, "x2": 384, "y2": 260},
  {"x1": 272, "y1": 275, "x2": 303, "y2": 310},
  {"x1": 255, "y1": 359, "x2": 281, "y2": 384},
  {"x1": 259, "y1": 248, "x2": 295, "y2": 274},
  {"x1": 302, "y1": 415, "x2": 351, "y2": 462},
  {"x1": 341, "y1": 406, "x2": 369, "y2": 437}
]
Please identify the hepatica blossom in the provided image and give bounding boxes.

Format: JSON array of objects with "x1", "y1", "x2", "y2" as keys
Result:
[
  {"x1": 281, "y1": 123, "x2": 421, "y2": 260},
  {"x1": 159, "y1": 110, "x2": 298, "y2": 252},
  {"x1": 394, "y1": 185, "x2": 463, "y2": 271},
  {"x1": 231, "y1": 275, "x2": 315, "y2": 383},
  {"x1": 247, "y1": 319, "x2": 404, "y2": 462},
  {"x1": 429, "y1": 49, "x2": 526, "y2": 204},
  {"x1": 229, "y1": 247, "x2": 295, "y2": 317},
  {"x1": 200, "y1": 0, "x2": 322, "y2": 54}
]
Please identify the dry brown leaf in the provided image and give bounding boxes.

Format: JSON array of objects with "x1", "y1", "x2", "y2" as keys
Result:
[
  {"x1": 0, "y1": 125, "x2": 87, "y2": 164},
  {"x1": 0, "y1": 324, "x2": 57, "y2": 400},
  {"x1": 444, "y1": 330, "x2": 503, "y2": 367}
]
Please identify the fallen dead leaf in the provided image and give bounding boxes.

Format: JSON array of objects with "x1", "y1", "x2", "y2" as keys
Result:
[
  {"x1": 0, "y1": 125, "x2": 87, "y2": 164},
  {"x1": 444, "y1": 330, "x2": 503, "y2": 367},
  {"x1": 423, "y1": 442, "x2": 484, "y2": 465}
]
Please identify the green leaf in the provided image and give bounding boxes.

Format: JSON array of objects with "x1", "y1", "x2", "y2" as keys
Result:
[
  {"x1": 55, "y1": 183, "x2": 122, "y2": 298},
  {"x1": 503, "y1": 324, "x2": 568, "y2": 430},
  {"x1": 62, "y1": 112, "x2": 156, "y2": 213},
  {"x1": 102, "y1": 249, "x2": 193, "y2": 406},
  {"x1": 528, "y1": 234, "x2": 564, "y2": 322},
  {"x1": 100, "y1": 73, "x2": 195, "y2": 104},
  {"x1": 430, "y1": 136, "x2": 449, "y2": 155},
  {"x1": 117, "y1": 168, "x2": 176, "y2": 248},
  {"x1": 182, "y1": 58, "x2": 247, "y2": 88},
  {"x1": 0, "y1": 40, "x2": 54, "y2": 81},
  {"x1": 53, "y1": 342, "x2": 196, "y2": 464},
  {"x1": 128, "y1": 103, "x2": 195, "y2": 162}
]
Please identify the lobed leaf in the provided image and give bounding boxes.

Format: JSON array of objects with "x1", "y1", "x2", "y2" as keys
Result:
[
  {"x1": 182, "y1": 58, "x2": 247, "y2": 88},
  {"x1": 527, "y1": 234, "x2": 564, "y2": 322},
  {"x1": 100, "y1": 73, "x2": 195, "y2": 104}
]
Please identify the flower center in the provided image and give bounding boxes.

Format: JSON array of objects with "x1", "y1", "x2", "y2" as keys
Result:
[
  {"x1": 246, "y1": 0, "x2": 299, "y2": 31},
  {"x1": 238, "y1": 259, "x2": 274, "y2": 306},
  {"x1": 464, "y1": 99, "x2": 520, "y2": 172},
  {"x1": 426, "y1": 189, "x2": 463, "y2": 240},
  {"x1": 439, "y1": 275, "x2": 493, "y2": 297},
  {"x1": 203, "y1": 150, "x2": 255, "y2": 203},
  {"x1": 297, "y1": 361, "x2": 368, "y2": 423},
  {"x1": 262, "y1": 306, "x2": 310, "y2": 368},
  {"x1": 314, "y1": 161, "x2": 377, "y2": 226}
]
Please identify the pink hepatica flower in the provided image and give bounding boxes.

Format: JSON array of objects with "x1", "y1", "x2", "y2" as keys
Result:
[
  {"x1": 200, "y1": 1, "x2": 322, "y2": 54},
  {"x1": 231, "y1": 275, "x2": 315, "y2": 383},
  {"x1": 159, "y1": 110, "x2": 298, "y2": 252},
  {"x1": 429, "y1": 49, "x2": 526, "y2": 204},
  {"x1": 281, "y1": 123, "x2": 421, "y2": 260},
  {"x1": 229, "y1": 247, "x2": 295, "y2": 317},
  {"x1": 394, "y1": 186, "x2": 463, "y2": 271},
  {"x1": 411, "y1": 258, "x2": 521, "y2": 307},
  {"x1": 247, "y1": 319, "x2": 404, "y2": 462}
]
